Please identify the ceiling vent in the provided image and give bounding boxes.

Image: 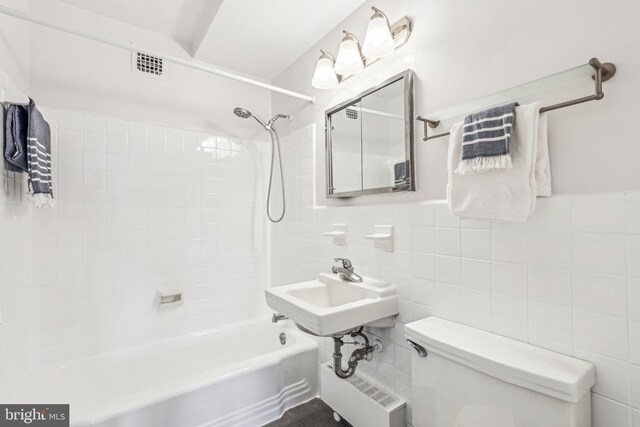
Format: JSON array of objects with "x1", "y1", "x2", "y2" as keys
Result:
[
  {"x1": 133, "y1": 51, "x2": 164, "y2": 78},
  {"x1": 346, "y1": 107, "x2": 358, "y2": 120}
]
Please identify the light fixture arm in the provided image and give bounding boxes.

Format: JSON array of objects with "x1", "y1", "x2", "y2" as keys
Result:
[
  {"x1": 319, "y1": 49, "x2": 336, "y2": 62},
  {"x1": 342, "y1": 30, "x2": 361, "y2": 45},
  {"x1": 371, "y1": 6, "x2": 389, "y2": 24}
]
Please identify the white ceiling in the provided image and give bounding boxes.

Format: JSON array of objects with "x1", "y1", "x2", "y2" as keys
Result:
[{"x1": 58, "y1": 0, "x2": 367, "y2": 80}]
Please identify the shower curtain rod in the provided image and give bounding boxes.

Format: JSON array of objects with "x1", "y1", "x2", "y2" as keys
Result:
[{"x1": 0, "y1": 5, "x2": 315, "y2": 103}]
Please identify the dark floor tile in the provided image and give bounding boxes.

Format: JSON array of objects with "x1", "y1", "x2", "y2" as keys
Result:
[{"x1": 263, "y1": 398, "x2": 352, "y2": 427}]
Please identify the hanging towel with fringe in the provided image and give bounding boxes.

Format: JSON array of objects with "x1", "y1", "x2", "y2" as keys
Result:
[
  {"x1": 26, "y1": 99, "x2": 55, "y2": 207},
  {"x1": 456, "y1": 102, "x2": 518, "y2": 174}
]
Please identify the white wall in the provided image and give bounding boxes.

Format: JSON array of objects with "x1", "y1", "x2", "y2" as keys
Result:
[
  {"x1": 271, "y1": 0, "x2": 640, "y2": 425},
  {"x1": 28, "y1": 0, "x2": 272, "y2": 140},
  {"x1": 272, "y1": 0, "x2": 639, "y2": 202}
]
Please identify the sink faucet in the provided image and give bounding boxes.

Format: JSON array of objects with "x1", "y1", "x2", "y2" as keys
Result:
[{"x1": 332, "y1": 258, "x2": 363, "y2": 283}]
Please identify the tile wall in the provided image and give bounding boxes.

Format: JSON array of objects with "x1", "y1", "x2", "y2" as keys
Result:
[
  {"x1": 0, "y1": 104, "x2": 269, "y2": 396},
  {"x1": 272, "y1": 125, "x2": 640, "y2": 427}
]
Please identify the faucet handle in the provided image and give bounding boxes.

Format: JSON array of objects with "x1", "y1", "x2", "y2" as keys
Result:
[{"x1": 333, "y1": 257, "x2": 353, "y2": 270}]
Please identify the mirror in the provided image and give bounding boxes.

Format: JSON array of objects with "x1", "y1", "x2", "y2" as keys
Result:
[{"x1": 326, "y1": 70, "x2": 415, "y2": 197}]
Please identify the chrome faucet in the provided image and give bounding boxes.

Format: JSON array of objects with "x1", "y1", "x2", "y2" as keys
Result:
[{"x1": 332, "y1": 258, "x2": 363, "y2": 283}]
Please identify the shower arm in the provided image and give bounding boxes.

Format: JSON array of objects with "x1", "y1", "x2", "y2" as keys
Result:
[{"x1": 267, "y1": 114, "x2": 292, "y2": 128}]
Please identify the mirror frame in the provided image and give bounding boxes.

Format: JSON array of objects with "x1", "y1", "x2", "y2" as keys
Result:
[{"x1": 325, "y1": 69, "x2": 415, "y2": 198}]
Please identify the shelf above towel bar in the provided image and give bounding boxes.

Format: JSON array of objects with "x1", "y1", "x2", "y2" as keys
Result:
[{"x1": 416, "y1": 58, "x2": 616, "y2": 142}]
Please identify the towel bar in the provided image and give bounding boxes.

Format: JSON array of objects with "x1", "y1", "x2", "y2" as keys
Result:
[{"x1": 416, "y1": 58, "x2": 616, "y2": 142}]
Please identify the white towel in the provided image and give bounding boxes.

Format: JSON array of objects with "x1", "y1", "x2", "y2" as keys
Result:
[{"x1": 447, "y1": 102, "x2": 550, "y2": 222}]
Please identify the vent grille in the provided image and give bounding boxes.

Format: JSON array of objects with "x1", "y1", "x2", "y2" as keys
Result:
[
  {"x1": 327, "y1": 365, "x2": 398, "y2": 408},
  {"x1": 136, "y1": 52, "x2": 163, "y2": 76},
  {"x1": 346, "y1": 108, "x2": 358, "y2": 120}
]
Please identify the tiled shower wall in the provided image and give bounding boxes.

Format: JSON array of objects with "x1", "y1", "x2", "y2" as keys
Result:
[
  {"x1": 272, "y1": 125, "x2": 640, "y2": 426},
  {"x1": 0, "y1": 102, "x2": 269, "y2": 396}
]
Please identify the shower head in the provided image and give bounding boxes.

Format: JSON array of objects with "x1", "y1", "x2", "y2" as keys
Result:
[
  {"x1": 233, "y1": 107, "x2": 252, "y2": 119},
  {"x1": 234, "y1": 107, "x2": 267, "y2": 128}
]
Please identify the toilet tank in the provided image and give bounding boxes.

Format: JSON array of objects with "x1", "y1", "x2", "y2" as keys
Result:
[{"x1": 405, "y1": 317, "x2": 596, "y2": 427}]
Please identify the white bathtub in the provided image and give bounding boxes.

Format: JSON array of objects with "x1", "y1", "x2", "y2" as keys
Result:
[{"x1": 8, "y1": 319, "x2": 318, "y2": 427}]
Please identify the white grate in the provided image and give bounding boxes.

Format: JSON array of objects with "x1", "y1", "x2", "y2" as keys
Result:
[
  {"x1": 136, "y1": 52, "x2": 163, "y2": 76},
  {"x1": 346, "y1": 108, "x2": 358, "y2": 120},
  {"x1": 327, "y1": 365, "x2": 398, "y2": 408}
]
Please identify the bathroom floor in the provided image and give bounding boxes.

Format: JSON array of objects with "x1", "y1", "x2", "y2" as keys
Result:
[{"x1": 263, "y1": 398, "x2": 352, "y2": 427}]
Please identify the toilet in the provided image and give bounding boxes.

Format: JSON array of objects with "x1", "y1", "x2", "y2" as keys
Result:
[{"x1": 405, "y1": 317, "x2": 596, "y2": 427}]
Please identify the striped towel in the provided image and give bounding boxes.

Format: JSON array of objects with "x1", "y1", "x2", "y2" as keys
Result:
[
  {"x1": 455, "y1": 102, "x2": 518, "y2": 175},
  {"x1": 4, "y1": 104, "x2": 29, "y2": 172},
  {"x1": 26, "y1": 99, "x2": 54, "y2": 207}
]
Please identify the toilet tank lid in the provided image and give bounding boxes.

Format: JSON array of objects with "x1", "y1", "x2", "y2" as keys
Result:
[{"x1": 405, "y1": 317, "x2": 595, "y2": 403}]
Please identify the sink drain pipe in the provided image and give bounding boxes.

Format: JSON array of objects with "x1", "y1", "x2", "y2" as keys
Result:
[{"x1": 332, "y1": 328, "x2": 381, "y2": 379}]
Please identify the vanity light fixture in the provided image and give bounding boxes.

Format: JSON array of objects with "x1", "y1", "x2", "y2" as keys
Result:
[
  {"x1": 362, "y1": 7, "x2": 395, "y2": 59},
  {"x1": 312, "y1": 6, "x2": 411, "y2": 90},
  {"x1": 334, "y1": 31, "x2": 365, "y2": 76},
  {"x1": 311, "y1": 50, "x2": 340, "y2": 89}
]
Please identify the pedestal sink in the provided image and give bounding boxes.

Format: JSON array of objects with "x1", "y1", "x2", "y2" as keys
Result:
[{"x1": 265, "y1": 273, "x2": 399, "y2": 337}]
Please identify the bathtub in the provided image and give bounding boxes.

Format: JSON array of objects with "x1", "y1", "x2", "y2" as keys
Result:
[{"x1": 7, "y1": 319, "x2": 318, "y2": 427}]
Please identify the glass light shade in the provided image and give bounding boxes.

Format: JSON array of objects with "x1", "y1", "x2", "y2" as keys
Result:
[
  {"x1": 362, "y1": 15, "x2": 395, "y2": 59},
  {"x1": 311, "y1": 55, "x2": 339, "y2": 89},
  {"x1": 334, "y1": 38, "x2": 364, "y2": 76}
]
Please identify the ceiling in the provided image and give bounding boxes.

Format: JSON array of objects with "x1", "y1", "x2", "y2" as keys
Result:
[{"x1": 58, "y1": 0, "x2": 367, "y2": 80}]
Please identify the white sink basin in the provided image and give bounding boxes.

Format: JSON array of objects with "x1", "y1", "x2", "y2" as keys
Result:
[{"x1": 265, "y1": 273, "x2": 399, "y2": 336}]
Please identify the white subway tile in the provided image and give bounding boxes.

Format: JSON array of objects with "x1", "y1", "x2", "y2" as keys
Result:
[
  {"x1": 83, "y1": 114, "x2": 106, "y2": 133},
  {"x1": 631, "y1": 278, "x2": 640, "y2": 322},
  {"x1": 527, "y1": 231, "x2": 572, "y2": 268},
  {"x1": 461, "y1": 258, "x2": 492, "y2": 292},
  {"x1": 632, "y1": 365, "x2": 640, "y2": 409},
  {"x1": 573, "y1": 349, "x2": 630, "y2": 404},
  {"x1": 529, "y1": 301, "x2": 572, "y2": 347},
  {"x1": 574, "y1": 310, "x2": 629, "y2": 360},
  {"x1": 434, "y1": 256, "x2": 460, "y2": 285},
  {"x1": 492, "y1": 262, "x2": 527, "y2": 298},
  {"x1": 628, "y1": 193, "x2": 640, "y2": 234},
  {"x1": 84, "y1": 131, "x2": 107, "y2": 152},
  {"x1": 412, "y1": 253, "x2": 434, "y2": 280},
  {"x1": 435, "y1": 228, "x2": 460, "y2": 256},
  {"x1": 434, "y1": 203, "x2": 459, "y2": 228},
  {"x1": 573, "y1": 193, "x2": 626, "y2": 233},
  {"x1": 573, "y1": 233, "x2": 627, "y2": 275},
  {"x1": 106, "y1": 118, "x2": 128, "y2": 136},
  {"x1": 528, "y1": 196, "x2": 572, "y2": 231},
  {"x1": 592, "y1": 394, "x2": 630, "y2": 427},
  {"x1": 412, "y1": 227, "x2": 434, "y2": 253},
  {"x1": 632, "y1": 322, "x2": 640, "y2": 365},
  {"x1": 492, "y1": 229, "x2": 527, "y2": 263},
  {"x1": 461, "y1": 229, "x2": 491, "y2": 260},
  {"x1": 528, "y1": 266, "x2": 572, "y2": 307},
  {"x1": 58, "y1": 110, "x2": 83, "y2": 130},
  {"x1": 461, "y1": 288, "x2": 492, "y2": 326},
  {"x1": 83, "y1": 150, "x2": 106, "y2": 171},
  {"x1": 573, "y1": 271, "x2": 628, "y2": 318},
  {"x1": 492, "y1": 295, "x2": 528, "y2": 341},
  {"x1": 630, "y1": 235, "x2": 640, "y2": 277},
  {"x1": 106, "y1": 134, "x2": 128, "y2": 154}
]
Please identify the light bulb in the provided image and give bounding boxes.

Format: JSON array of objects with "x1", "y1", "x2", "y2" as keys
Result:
[
  {"x1": 334, "y1": 32, "x2": 364, "y2": 76},
  {"x1": 362, "y1": 8, "x2": 395, "y2": 59},
  {"x1": 311, "y1": 51, "x2": 339, "y2": 90}
]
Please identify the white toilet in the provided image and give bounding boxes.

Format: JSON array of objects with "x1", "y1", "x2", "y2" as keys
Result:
[{"x1": 405, "y1": 317, "x2": 596, "y2": 427}]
